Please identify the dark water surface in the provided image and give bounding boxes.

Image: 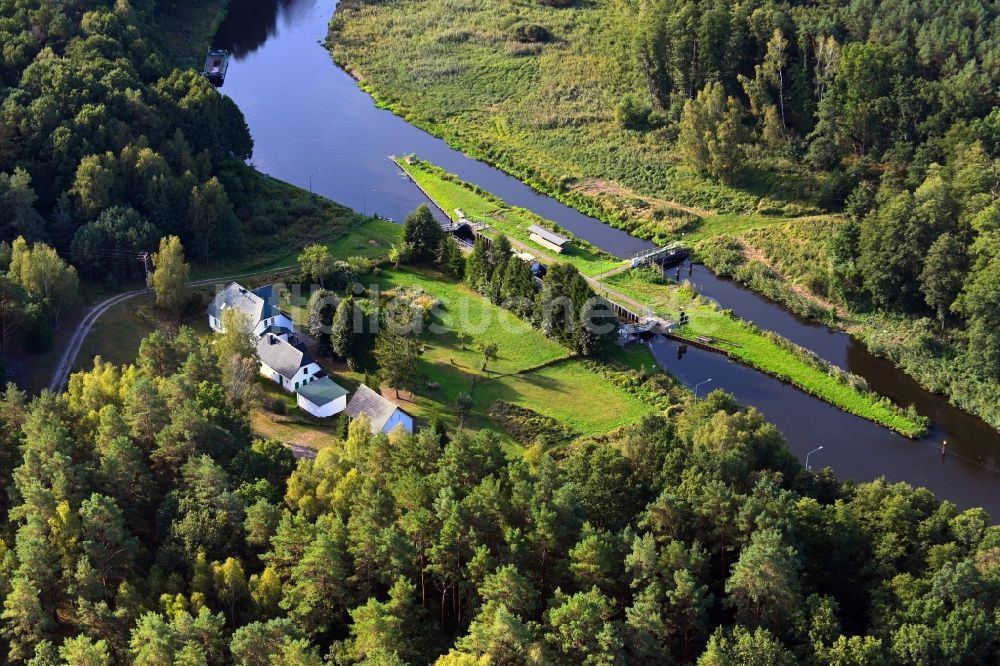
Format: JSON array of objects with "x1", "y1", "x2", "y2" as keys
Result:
[
  {"x1": 213, "y1": 0, "x2": 649, "y2": 257},
  {"x1": 213, "y1": 0, "x2": 1000, "y2": 514}
]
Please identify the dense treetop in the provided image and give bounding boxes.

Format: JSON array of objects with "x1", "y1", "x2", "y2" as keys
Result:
[
  {"x1": 0, "y1": 0, "x2": 253, "y2": 267},
  {"x1": 0, "y1": 325, "x2": 997, "y2": 663}
]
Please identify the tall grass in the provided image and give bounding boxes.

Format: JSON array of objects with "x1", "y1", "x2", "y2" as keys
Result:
[{"x1": 330, "y1": 0, "x2": 826, "y2": 232}]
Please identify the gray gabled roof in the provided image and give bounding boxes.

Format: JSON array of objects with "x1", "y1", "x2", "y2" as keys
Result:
[
  {"x1": 256, "y1": 333, "x2": 314, "y2": 380},
  {"x1": 527, "y1": 224, "x2": 568, "y2": 246},
  {"x1": 297, "y1": 376, "x2": 349, "y2": 406},
  {"x1": 345, "y1": 384, "x2": 406, "y2": 431},
  {"x1": 207, "y1": 282, "x2": 281, "y2": 326}
]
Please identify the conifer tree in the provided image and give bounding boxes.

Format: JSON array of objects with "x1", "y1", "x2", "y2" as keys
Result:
[
  {"x1": 436, "y1": 236, "x2": 465, "y2": 279},
  {"x1": 464, "y1": 236, "x2": 491, "y2": 295},
  {"x1": 375, "y1": 327, "x2": 419, "y2": 398},
  {"x1": 402, "y1": 205, "x2": 445, "y2": 262}
]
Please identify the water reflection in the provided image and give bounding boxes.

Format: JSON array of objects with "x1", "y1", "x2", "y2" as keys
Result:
[
  {"x1": 677, "y1": 264, "x2": 999, "y2": 468},
  {"x1": 215, "y1": 0, "x2": 302, "y2": 59},
  {"x1": 649, "y1": 336, "x2": 1000, "y2": 515}
]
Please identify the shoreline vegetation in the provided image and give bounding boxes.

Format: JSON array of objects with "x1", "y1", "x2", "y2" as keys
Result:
[
  {"x1": 327, "y1": 3, "x2": 997, "y2": 436},
  {"x1": 396, "y1": 156, "x2": 626, "y2": 276},
  {"x1": 397, "y1": 157, "x2": 929, "y2": 437}
]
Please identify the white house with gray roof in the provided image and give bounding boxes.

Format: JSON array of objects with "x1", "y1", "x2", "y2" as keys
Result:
[
  {"x1": 256, "y1": 333, "x2": 322, "y2": 392},
  {"x1": 345, "y1": 384, "x2": 414, "y2": 434},
  {"x1": 209, "y1": 282, "x2": 353, "y2": 418},
  {"x1": 207, "y1": 282, "x2": 295, "y2": 337}
]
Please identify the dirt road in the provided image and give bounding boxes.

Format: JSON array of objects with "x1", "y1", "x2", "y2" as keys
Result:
[{"x1": 48, "y1": 267, "x2": 297, "y2": 394}]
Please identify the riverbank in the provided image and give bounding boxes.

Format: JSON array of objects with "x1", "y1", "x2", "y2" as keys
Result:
[
  {"x1": 697, "y1": 235, "x2": 1000, "y2": 433},
  {"x1": 398, "y1": 157, "x2": 626, "y2": 276},
  {"x1": 329, "y1": 1, "x2": 997, "y2": 437},
  {"x1": 605, "y1": 270, "x2": 928, "y2": 437},
  {"x1": 399, "y1": 157, "x2": 928, "y2": 437}
]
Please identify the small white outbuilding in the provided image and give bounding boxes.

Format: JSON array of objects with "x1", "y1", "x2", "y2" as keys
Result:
[{"x1": 296, "y1": 376, "x2": 350, "y2": 418}]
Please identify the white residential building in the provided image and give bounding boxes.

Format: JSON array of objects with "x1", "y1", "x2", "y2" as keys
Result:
[
  {"x1": 207, "y1": 282, "x2": 295, "y2": 337},
  {"x1": 255, "y1": 333, "x2": 322, "y2": 392}
]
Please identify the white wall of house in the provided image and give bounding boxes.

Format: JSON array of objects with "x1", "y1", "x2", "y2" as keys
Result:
[
  {"x1": 259, "y1": 361, "x2": 322, "y2": 392},
  {"x1": 289, "y1": 363, "x2": 322, "y2": 392},
  {"x1": 208, "y1": 315, "x2": 223, "y2": 333},
  {"x1": 259, "y1": 362, "x2": 286, "y2": 389},
  {"x1": 252, "y1": 313, "x2": 296, "y2": 337},
  {"x1": 297, "y1": 393, "x2": 347, "y2": 419},
  {"x1": 382, "y1": 409, "x2": 414, "y2": 434}
]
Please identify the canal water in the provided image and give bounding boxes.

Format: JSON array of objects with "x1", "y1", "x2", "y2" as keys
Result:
[{"x1": 213, "y1": 0, "x2": 1000, "y2": 514}]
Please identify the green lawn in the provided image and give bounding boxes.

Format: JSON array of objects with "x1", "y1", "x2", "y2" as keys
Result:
[
  {"x1": 375, "y1": 266, "x2": 569, "y2": 374},
  {"x1": 366, "y1": 266, "x2": 656, "y2": 437},
  {"x1": 249, "y1": 215, "x2": 404, "y2": 274},
  {"x1": 399, "y1": 158, "x2": 627, "y2": 277},
  {"x1": 603, "y1": 270, "x2": 928, "y2": 437}
]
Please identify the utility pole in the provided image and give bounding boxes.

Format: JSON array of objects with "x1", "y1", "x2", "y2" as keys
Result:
[{"x1": 138, "y1": 252, "x2": 151, "y2": 290}]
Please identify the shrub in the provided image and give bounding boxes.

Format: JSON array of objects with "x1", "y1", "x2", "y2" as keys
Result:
[
  {"x1": 488, "y1": 401, "x2": 578, "y2": 445},
  {"x1": 513, "y1": 24, "x2": 551, "y2": 43},
  {"x1": 615, "y1": 94, "x2": 651, "y2": 131},
  {"x1": 268, "y1": 397, "x2": 287, "y2": 415}
]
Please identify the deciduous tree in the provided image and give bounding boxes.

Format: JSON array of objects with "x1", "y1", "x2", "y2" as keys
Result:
[
  {"x1": 150, "y1": 235, "x2": 190, "y2": 315},
  {"x1": 919, "y1": 232, "x2": 965, "y2": 329}
]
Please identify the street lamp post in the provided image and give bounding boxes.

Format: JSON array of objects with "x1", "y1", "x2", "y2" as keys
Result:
[
  {"x1": 806, "y1": 445, "x2": 824, "y2": 472},
  {"x1": 694, "y1": 378, "x2": 712, "y2": 397},
  {"x1": 309, "y1": 167, "x2": 322, "y2": 194},
  {"x1": 362, "y1": 187, "x2": 377, "y2": 216}
]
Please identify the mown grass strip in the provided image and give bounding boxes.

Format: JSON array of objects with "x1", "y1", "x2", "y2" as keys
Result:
[
  {"x1": 604, "y1": 270, "x2": 929, "y2": 437},
  {"x1": 397, "y1": 157, "x2": 627, "y2": 277}
]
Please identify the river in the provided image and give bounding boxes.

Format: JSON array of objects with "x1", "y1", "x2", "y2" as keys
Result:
[{"x1": 212, "y1": 0, "x2": 1000, "y2": 514}]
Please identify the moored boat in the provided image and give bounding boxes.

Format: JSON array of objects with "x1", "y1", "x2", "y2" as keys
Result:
[{"x1": 203, "y1": 49, "x2": 229, "y2": 86}]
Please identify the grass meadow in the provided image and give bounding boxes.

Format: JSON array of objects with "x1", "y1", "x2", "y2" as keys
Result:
[{"x1": 331, "y1": 0, "x2": 828, "y2": 231}]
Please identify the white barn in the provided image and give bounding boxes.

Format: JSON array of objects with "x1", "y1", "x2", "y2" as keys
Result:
[
  {"x1": 296, "y1": 376, "x2": 349, "y2": 418},
  {"x1": 345, "y1": 384, "x2": 414, "y2": 434}
]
